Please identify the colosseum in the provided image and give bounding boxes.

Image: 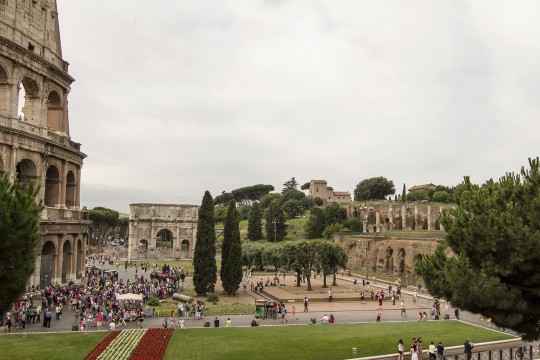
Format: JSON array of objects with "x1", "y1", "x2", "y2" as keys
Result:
[{"x1": 0, "y1": 0, "x2": 90, "y2": 287}]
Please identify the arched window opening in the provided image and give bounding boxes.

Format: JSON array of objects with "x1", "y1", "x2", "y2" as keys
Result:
[
  {"x1": 40, "y1": 241, "x2": 56, "y2": 288},
  {"x1": 45, "y1": 165, "x2": 60, "y2": 207},
  {"x1": 16, "y1": 159, "x2": 38, "y2": 187},
  {"x1": 18, "y1": 77, "x2": 40, "y2": 124},
  {"x1": 47, "y1": 90, "x2": 63, "y2": 132},
  {"x1": 156, "y1": 229, "x2": 173, "y2": 250},
  {"x1": 66, "y1": 171, "x2": 76, "y2": 208},
  {"x1": 181, "y1": 239, "x2": 190, "y2": 258}
]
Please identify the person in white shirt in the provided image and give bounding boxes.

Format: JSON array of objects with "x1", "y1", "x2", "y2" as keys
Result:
[
  {"x1": 428, "y1": 341, "x2": 437, "y2": 360},
  {"x1": 109, "y1": 321, "x2": 116, "y2": 331},
  {"x1": 320, "y1": 314, "x2": 330, "y2": 324}
]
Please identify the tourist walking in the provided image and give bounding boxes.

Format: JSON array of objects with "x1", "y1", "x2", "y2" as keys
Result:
[
  {"x1": 428, "y1": 341, "x2": 436, "y2": 360},
  {"x1": 376, "y1": 310, "x2": 381, "y2": 322},
  {"x1": 303, "y1": 297, "x2": 309, "y2": 312},
  {"x1": 400, "y1": 301, "x2": 406, "y2": 317},
  {"x1": 397, "y1": 339, "x2": 404, "y2": 360}
]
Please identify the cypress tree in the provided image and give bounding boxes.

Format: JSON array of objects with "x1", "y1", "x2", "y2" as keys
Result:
[
  {"x1": 402, "y1": 184, "x2": 406, "y2": 203},
  {"x1": 412, "y1": 218, "x2": 416, "y2": 230},
  {"x1": 422, "y1": 218, "x2": 429, "y2": 230},
  {"x1": 221, "y1": 200, "x2": 242, "y2": 295},
  {"x1": 193, "y1": 191, "x2": 217, "y2": 295},
  {"x1": 247, "y1": 201, "x2": 263, "y2": 240},
  {"x1": 0, "y1": 176, "x2": 43, "y2": 320}
]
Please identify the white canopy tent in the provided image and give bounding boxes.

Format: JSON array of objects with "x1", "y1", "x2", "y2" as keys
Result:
[{"x1": 115, "y1": 293, "x2": 143, "y2": 301}]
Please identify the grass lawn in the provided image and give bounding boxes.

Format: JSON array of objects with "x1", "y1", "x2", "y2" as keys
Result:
[
  {"x1": 0, "y1": 332, "x2": 108, "y2": 360},
  {"x1": 153, "y1": 296, "x2": 254, "y2": 316},
  {"x1": 163, "y1": 321, "x2": 515, "y2": 360}
]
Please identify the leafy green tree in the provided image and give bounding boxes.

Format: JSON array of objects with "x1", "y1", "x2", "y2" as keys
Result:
[
  {"x1": 411, "y1": 218, "x2": 416, "y2": 230},
  {"x1": 344, "y1": 218, "x2": 363, "y2": 232},
  {"x1": 313, "y1": 197, "x2": 323, "y2": 206},
  {"x1": 116, "y1": 217, "x2": 129, "y2": 239},
  {"x1": 231, "y1": 184, "x2": 275, "y2": 205},
  {"x1": 322, "y1": 223, "x2": 346, "y2": 239},
  {"x1": 241, "y1": 242, "x2": 265, "y2": 270},
  {"x1": 0, "y1": 177, "x2": 43, "y2": 320},
  {"x1": 301, "y1": 182, "x2": 310, "y2": 190},
  {"x1": 317, "y1": 242, "x2": 348, "y2": 287},
  {"x1": 262, "y1": 243, "x2": 284, "y2": 272},
  {"x1": 247, "y1": 202, "x2": 263, "y2": 241},
  {"x1": 214, "y1": 206, "x2": 227, "y2": 225},
  {"x1": 283, "y1": 241, "x2": 318, "y2": 291},
  {"x1": 417, "y1": 158, "x2": 540, "y2": 341},
  {"x1": 238, "y1": 205, "x2": 251, "y2": 221},
  {"x1": 193, "y1": 191, "x2": 217, "y2": 295},
  {"x1": 354, "y1": 177, "x2": 395, "y2": 201},
  {"x1": 432, "y1": 190, "x2": 451, "y2": 203},
  {"x1": 259, "y1": 193, "x2": 281, "y2": 210},
  {"x1": 214, "y1": 192, "x2": 234, "y2": 206},
  {"x1": 89, "y1": 207, "x2": 119, "y2": 251},
  {"x1": 282, "y1": 177, "x2": 299, "y2": 193},
  {"x1": 324, "y1": 202, "x2": 347, "y2": 225},
  {"x1": 281, "y1": 199, "x2": 305, "y2": 219},
  {"x1": 221, "y1": 201, "x2": 242, "y2": 295},
  {"x1": 265, "y1": 199, "x2": 287, "y2": 242}
]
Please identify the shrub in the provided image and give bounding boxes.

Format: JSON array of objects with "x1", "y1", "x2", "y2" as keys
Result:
[
  {"x1": 207, "y1": 293, "x2": 219, "y2": 303},
  {"x1": 148, "y1": 297, "x2": 160, "y2": 307}
]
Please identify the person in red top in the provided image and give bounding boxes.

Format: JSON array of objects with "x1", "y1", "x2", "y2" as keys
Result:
[{"x1": 329, "y1": 314, "x2": 335, "y2": 324}]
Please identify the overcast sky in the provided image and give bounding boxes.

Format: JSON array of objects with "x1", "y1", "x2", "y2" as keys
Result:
[{"x1": 57, "y1": 0, "x2": 540, "y2": 213}]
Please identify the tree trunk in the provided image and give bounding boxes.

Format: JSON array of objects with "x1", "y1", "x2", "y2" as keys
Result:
[
  {"x1": 322, "y1": 270, "x2": 327, "y2": 288},
  {"x1": 296, "y1": 271, "x2": 301, "y2": 287},
  {"x1": 332, "y1": 269, "x2": 337, "y2": 286},
  {"x1": 307, "y1": 275, "x2": 313, "y2": 291}
]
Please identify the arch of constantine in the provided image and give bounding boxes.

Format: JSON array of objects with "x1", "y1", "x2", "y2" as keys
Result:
[
  {"x1": 128, "y1": 204, "x2": 198, "y2": 261},
  {"x1": 0, "y1": 1, "x2": 90, "y2": 287}
]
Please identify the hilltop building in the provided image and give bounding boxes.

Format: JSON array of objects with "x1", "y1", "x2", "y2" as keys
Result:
[{"x1": 308, "y1": 180, "x2": 351, "y2": 204}]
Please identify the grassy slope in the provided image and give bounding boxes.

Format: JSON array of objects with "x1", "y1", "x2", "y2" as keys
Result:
[
  {"x1": 0, "y1": 332, "x2": 107, "y2": 360},
  {"x1": 164, "y1": 321, "x2": 514, "y2": 360}
]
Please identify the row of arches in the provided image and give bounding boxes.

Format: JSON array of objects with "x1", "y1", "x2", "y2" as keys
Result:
[
  {"x1": 0, "y1": 62, "x2": 67, "y2": 133},
  {"x1": 0, "y1": 156, "x2": 78, "y2": 208},
  {"x1": 40, "y1": 238, "x2": 84, "y2": 288},
  {"x1": 378, "y1": 247, "x2": 423, "y2": 274}
]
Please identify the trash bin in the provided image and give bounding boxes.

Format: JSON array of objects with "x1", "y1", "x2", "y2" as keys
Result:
[
  {"x1": 310, "y1": 318, "x2": 316, "y2": 325},
  {"x1": 444, "y1": 315, "x2": 450, "y2": 320},
  {"x1": 72, "y1": 325, "x2": 78, "y2": 331},
  {"x1": 204, "y1": 322, "x2": 210, "y2": 327}
]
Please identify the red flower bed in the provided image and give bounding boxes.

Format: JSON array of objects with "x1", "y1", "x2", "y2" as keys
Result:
[
  {"x1": 129, "y1": 328, "x2": 174, "y2": 360},
  {"x1": 85, "y1": 330, "x2": 121, "y2": 360}
]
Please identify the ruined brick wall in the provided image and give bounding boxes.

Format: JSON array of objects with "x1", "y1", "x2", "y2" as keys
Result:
[{"x1": 334, "y1": 233, "x2": 444, "y2": 275}]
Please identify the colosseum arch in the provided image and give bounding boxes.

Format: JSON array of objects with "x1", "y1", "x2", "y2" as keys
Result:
[
  {"x1": 16, "y1": 158, "x2": 38, "y2": 187},
  {"x1": 18, "y1": 76, "x2": 41, "y2": 125},
  {"x1": 40, "y1": 241, "x2": 56, "y2": 288},
  {"x1": 61, "y1": 239, "x2": 72, "y2": 283},
  {"x1": 47, "y1": 89, "x2": 64, "y2": 132},
  {"x1": 66, "y1": 170, "x2": 76, "y2": 208},
  {"x1": 45, "y1": 165, "x2": 61, "y2": 207}
]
